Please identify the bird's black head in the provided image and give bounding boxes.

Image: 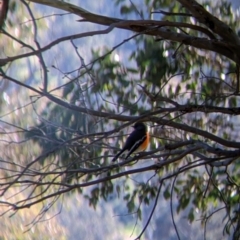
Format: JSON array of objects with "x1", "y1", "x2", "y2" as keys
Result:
[{"x1": 132, "y1": 122, "x2": 146, "y2": 131}]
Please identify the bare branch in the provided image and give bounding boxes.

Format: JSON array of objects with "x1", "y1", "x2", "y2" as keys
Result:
[
  {"x1": 26, "y1": 0, "x2": 240, "y2": 64},
  {"x1": 177, "y1": 0, "x2": 240, "y2": 44}
]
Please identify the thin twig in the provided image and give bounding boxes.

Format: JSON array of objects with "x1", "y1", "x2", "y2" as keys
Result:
[
  {"x1": 151, "y1": 10, "x2": 192, "y2": 17},
  {"x1": 171, "y1": 174, "x2": 181, "y2": 240},
  {"x1": 135, "y1": 181, "x2": 163, "y2": 240}
]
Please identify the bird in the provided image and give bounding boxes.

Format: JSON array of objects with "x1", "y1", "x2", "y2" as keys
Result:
[{"x1": 112, "y1": 122, "x2": 149, "y2": 162}]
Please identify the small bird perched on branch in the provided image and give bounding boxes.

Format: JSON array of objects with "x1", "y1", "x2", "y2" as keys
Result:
[{"x1": 112, "y1": 122, "x2": 149, "y2": 162}]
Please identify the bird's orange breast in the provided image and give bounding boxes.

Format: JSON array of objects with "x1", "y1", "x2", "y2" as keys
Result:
[{"x1": 138, "y1": 132, "x2": 149, "y2": 151}]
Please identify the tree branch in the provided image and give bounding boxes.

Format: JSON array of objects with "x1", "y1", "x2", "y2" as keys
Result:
[
  {"x1": 26, "y1": 0, "x2": 240, "y2": 64},
  {"x1": 177, "y1": 0, "x2": 240, "y2": 44}
]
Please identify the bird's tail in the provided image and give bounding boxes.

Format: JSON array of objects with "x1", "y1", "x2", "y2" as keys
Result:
[{"x1": 112, "y1": 149, "x2": 125, "y2": 162}]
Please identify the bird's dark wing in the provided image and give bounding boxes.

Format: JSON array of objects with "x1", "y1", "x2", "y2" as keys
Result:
[
  {"x1": 112, "y1": 148, "x2": 126, "y2": 162},
  {"x1": 125, "y1": 134, "x2": 147, "y2": 160},
  {"x1": 112, "y1": 128, "x2": 146, "y2": 162}
]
